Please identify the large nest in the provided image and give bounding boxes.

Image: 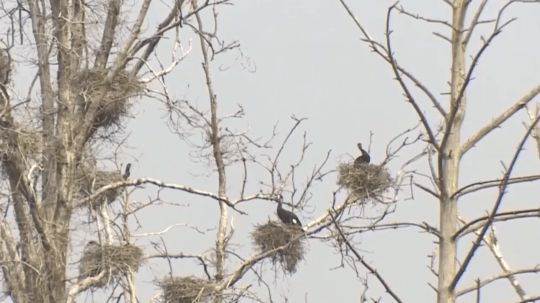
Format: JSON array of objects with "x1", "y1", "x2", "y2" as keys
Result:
[
  {"x1": 337, "y1": 161, "x2": 394, "y2": 201},
  {"x1": 158, "y1": 276, "x2": 217, "y2": 303},
  {"x1": 0, "y1": 128, "x2": 41, "y2": 162},
  {"x1": 0, "y1": 48, "x2": 12, "y2": 85},
  {"x1": 73, "y1": 69, "x2": 144, "y2": 130},
  {"x1": 78, "y1": 243, "x2": 144, "y2": 287},
  {"x1": 250, "y1": 220, "x2": 306, "y2": 274},
  {"x1": 76, "y1": 165, "x2": 125, "y2": 208}
]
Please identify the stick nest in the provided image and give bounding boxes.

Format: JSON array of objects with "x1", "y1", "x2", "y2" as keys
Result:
[
  {"x1": 337, "y1": 161, "x2": 394, "y2": 201},
  {"x1": 0, "y1": 129, "x2": 41, "y2": 163},
  {"x1": 75, "y1": 165, "x2": 125, "y2": 208},
  {"x1": 158, "y1": 276, "x2": 217, "y2": 303},
  {"x1": 74, "y1": 69, "x2": 144, "y2": 130},
  {"x1": 0, "y1": 48, "x2": 12, "y2": 85},
  {"x1": 79, "y1": 244, "x2": 144, "y2": 287},
  {"x1": 250, "y1": 220, "x2": 306, "y2": 274}
]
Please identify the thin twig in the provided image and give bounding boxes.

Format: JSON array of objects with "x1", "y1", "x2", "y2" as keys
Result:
[
  {"x1": 329, "y1": 212, "x2": 404, "y2": 303},
  {"x1": 450, "y1": 113, "x2": 540, "y2": 290}
]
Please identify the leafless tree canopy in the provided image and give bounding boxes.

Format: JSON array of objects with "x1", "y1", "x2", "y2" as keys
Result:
[
  {"x1": 331, "y1": 1, "x2": 540, "y2": 303},
  {"x1": 0, "y1": 0, "x2": 539, "y2": 303}
]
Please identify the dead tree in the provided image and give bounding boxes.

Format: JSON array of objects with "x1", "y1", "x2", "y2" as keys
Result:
[
  {"x1": 0, "y1": 0, "x2": 214, "y2": 302},
  {"x1": 332, "y1": 1, "x2": 540, "y2": 303}
]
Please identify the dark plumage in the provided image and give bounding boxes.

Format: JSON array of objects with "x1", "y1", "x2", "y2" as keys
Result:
[
  {"x1": 276, "y1": 195, "x2": 302, "y2": 227},
  {"x1": 86, "y1": 240, "x2": 99, "y2": 248},
  {"x1": 123, "y1": 163, "x2": 131, "y2": 180},
  {"x1": 354, "y1": 143, "x2": 370, "y2": 167}
]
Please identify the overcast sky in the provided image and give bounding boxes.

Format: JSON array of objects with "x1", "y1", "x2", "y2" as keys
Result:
[{"x1": 57, "y1": 0, "x2": 540, "y2": 302}]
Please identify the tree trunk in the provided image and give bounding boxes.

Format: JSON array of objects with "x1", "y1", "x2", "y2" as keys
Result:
[{"x1": 437, "y1": 1, "x2": 468, "y2": 303}]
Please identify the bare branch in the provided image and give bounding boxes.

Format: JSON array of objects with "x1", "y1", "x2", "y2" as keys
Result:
[
  {"x1": 94, "y1": 0, "x2": 122, "y2": 69},
  {"x1": 454, "y1": 208, "x2": 540, "y2": 240},
  {"x1": 450, "y1": 113, "x2": 540, "y2": 290},
  {"x1": 444, "y1": 19, "x2": 512, "y2": 162},
  {"x1": 397, "y1": 6, "x2": 453, "y2": 29},
  {"x1": 463, "y1": 0, "x2": 489, "y2": 46},
  {"x1": 386, "y1": 4, "x2": 440, "y2": 150},
  {"x1": 338, "y1": 0, "x2": 447, "y2": 119},
  {"x1": 330, "y1": 212, "x2": 404, "y2": 303},
  {"x1": 414, "y1": 182, "x2": 440, "y2": 198},
  {"x1": 133, "y1": 223, "x2": 210, "y2": 237},
  {"x1": 459, "y1": 83, "x2": 540, "y2": 157},
  {"x1": 452, "y1": 174, "x2": 540, "y2": 198},
  {"x1": 458, "y1": 0, "x2": 540, "y2": 157},
  {"x1": 457, "y1": 216, "x2": 532, "y2": 300},
  {"x1": 72, "y1": 178, "x2": 246, "y2": 214},
  {"x1": 525, "y1": 104, "x2": 540, "y2": 159},
  {"x1": 457, "y1": 267, "x2": 540, "y2": 297}
]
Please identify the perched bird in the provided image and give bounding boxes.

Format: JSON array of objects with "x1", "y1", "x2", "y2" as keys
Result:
[
  {"x1": 123, "y1": 163, "x2": 131, "y2": 180},
  {"x1": 79, "y1": 240, "x2": 101, "y2": 282},
  {"x1": 86, "y1": 240, "x2": 99, "y2": 248},
  {"x1": 354, "y1": 143, "x2": 370, "y2": 167},
  {"x1": 276, "y1": 195, "x2": 302, "y2": 227}
]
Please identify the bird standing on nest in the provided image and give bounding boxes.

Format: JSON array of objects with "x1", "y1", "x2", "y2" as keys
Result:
[
  {"x1": 276, "y1": 195, "x2": 302, "y2": 227},
  {"x1": 354, "y1": 143, "x2": 370, "y2": 167},
  {"x1": 86, "y1": 240, "x2": 99, "y2": 248},
  {"x1": 123, "y1": 163, "x2": 131, "y2": 180}
]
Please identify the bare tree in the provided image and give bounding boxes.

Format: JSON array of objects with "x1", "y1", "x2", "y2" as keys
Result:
[
  {"x1": 3, "y1": 0, "x2": 539, "y2": 302},
  {"x1": 328, "y1": 1, "x2": 540, "y2": 303},
  {"x1": 0, "y1": 0, "x2": 373, "y2": 301},
  {"x1": 0, "y1": 0, "x2": 232, "y2": 301}
]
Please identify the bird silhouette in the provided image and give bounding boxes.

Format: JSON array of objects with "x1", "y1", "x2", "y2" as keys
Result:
[
  {"x1": 86, "y1": 240, "x2": 99, "y2": 247},
  {"x1": 123, "y1": 163, "x2": 131, "y2": 180},
  {"x1": 354, "y1": 143, "x2": 370, "y2": 167},
  {"x1": 79, "y1": 240, "x2": 101, "y2": 282},
  {"x1": 276, "y1": 195, "x2": 302, "y2": 227}
]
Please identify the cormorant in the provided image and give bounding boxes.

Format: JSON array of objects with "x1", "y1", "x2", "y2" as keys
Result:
[
  {"x1": 123, "y1": 163, "x2": 131, "y2": 180},
  {"x1": 354, "y1": 143, "x2": 370, "y2": 167},
  {"x1": 79, "y1": 241, "x2": 100, "y2": 281},
  {"x1": 86, "y1": 240, "x2": 99, "y2": 248},
  {"x1": 276, "y1": 195, "x2": 302, "y2": 227}
]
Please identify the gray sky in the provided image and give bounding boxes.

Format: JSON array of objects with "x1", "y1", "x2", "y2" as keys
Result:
[{"x1": 60, "y1": 0, "x2": 540, "y2": 302}]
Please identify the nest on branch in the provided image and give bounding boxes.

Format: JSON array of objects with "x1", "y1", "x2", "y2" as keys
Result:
[
  {"x1": 0, "y1": 129, "x2": 41, "y2": 164},
  {"x1": 75, "y1": 164, "x2": 126, "y2": 208},
  {"x1": 73, "y1": 69, "x2": 144, "y2": 131},
  {"x1": 0, "y1": 48, "x2": 12, "y2": 84},
  {"x1": 158, "y1": 276, "x2": 217, "y2": 303},
  {"x1": 78, "y1": 243, "x2": 144, "y2": 288},
  {"x1": 250, "y1": 220, "x2": 306, "y2": 275},
  {"x1": 337, "y1": 161, "x2": 394, "y2": 202}
]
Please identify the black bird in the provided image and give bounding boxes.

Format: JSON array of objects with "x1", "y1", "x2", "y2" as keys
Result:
[
  {"x1": 123, "y1": 163, "x2": 131, "y2": 180},
  {"x1": 87, "y1": 240, "x2": 99, "y2": 247},
  {"x1": 276, "y1": 195, "x2": 302, "y2": 227},
  {"x1": 79, "y1": 241, "x2": 101, "y2": 281},
  {"x1": 85, "y1": 241, "x2": 100, "y2": 251},
  {"x1": 354, "y1": 143, "x2": 370, "y2": 167}
]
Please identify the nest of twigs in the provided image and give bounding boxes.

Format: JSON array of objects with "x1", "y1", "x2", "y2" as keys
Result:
[
  {"x1": 250, "y1": 220, "x2": 306, "y2": 274},
  {"x1": 73, "y1": 69, "x2": 144, "y2": 130},
  {"x1": 158, "y1": 276, "x2": 217, "y2": 303},
  {"x1": 0, "y1": 48, "x2": 12, "y2": 85},
  {"x1": 76, "y1": 166, "x2": 125, "y2": 208},
  {"x1": 79, "y1": 243, "x2": 144, "y2": 287},
  {"x1": 0, "y1": 129, "x2": 41, "y2": 165},
  {"x1": 337, "y1": 161, "x2": 394, "y2": 201}
]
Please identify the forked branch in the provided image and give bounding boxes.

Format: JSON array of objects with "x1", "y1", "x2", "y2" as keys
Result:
[
  {"x1": 72, "y1": 178, "x2": 246, "y2": 214},
  {"x1": 329, "y1": 212, "x2": 404, "y2": 303},
  {"x1": 337, "y1": 0, "x2": 447, "y2": 119},
  {"x1": 386, "y1": 4, "x2": 439, "y2": 150},
  {"x1": 450, "y1": 113, "x2": 540, "y2": 290}
]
